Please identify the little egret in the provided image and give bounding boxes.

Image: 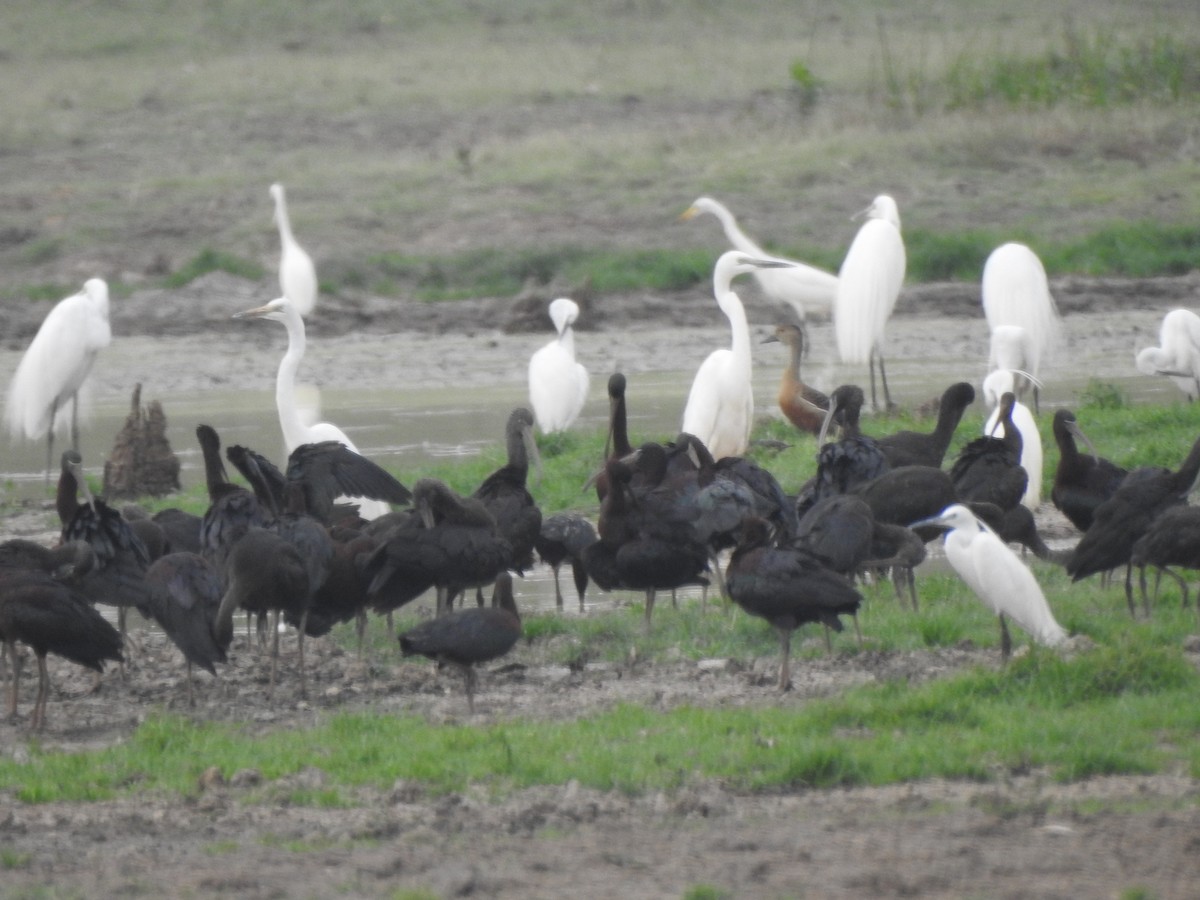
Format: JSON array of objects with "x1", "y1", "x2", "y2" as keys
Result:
[
  {"x1": 679, "y1": 196, "x2": 837, "y2": 321},
  {"x1": 682, "y1": 251, "x2": 792, "y2": 460},
  {"x1": 834, "y1": 195, "x2": 905, "y2": 412},
  {"x1": 913, "y1": 504, "x2": 1067, "y2": 660},
  {"x1": 528, "y1": 297, "x2": 589, "y2": 433},
  {"x1": 270, "y1": 183, "x2": 317, "y2": 317},
  {"x1": 5, "y1": 278, "x2": 112, "y2": 481}
]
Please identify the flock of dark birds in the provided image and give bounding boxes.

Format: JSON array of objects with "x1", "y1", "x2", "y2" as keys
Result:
[{"x1": 5, "y1": 342, "x2": 1200, "y2": 729}]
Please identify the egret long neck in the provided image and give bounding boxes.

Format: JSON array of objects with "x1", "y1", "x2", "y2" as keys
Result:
[
  {"x1": 712, "y1": 206, "x2": 766, "y2": 257},
  {"x1": 722, "y1": 289, "x2": 752, "y2": 378},
  {"x1": 559, "y1": 326, "x2": 576, "y2": 360},
  {"x1": 275, "y1": 308, "x2": 309, "y2": 452}
]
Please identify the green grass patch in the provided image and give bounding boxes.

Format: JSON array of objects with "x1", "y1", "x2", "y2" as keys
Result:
[
  {"x1": 163, "y1": 248, "x2": 265, "y2": 288},
  {"x1": 3, "y1": 633, "x2": 1198, "y2": 804}
]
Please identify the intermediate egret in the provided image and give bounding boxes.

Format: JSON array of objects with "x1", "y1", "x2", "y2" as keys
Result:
[
  {"x1": 679, "y1": 196, "x2": 838, "y2": 321},
  {"x1": 761, "y1": 322, "x2": 829, "y2": 436},
  {"x1": 270, "y1": 183, "x2": 317, "y2": 317},
  {"x1": 983, "y1": 370, "x2": 1042, "y2": 509},
  {"x1": 913, "y1": 504, "x2": 1067, "y2": 660},
  {"x1": 834, "y1": 195, "x2": 905, "y2": 412},
  {"x1": 233, "y1": 297, "x2": 392, "y2": 520},
  {"x1": 5, "y1": 278, "x2": 111, "y2": 481},
  {"x1": 1135, "y1": 308, "x2": 1200, "y2": 401},
  {"x1": 981, "y1": 243, "x2": 1061, "y2": 412},
  {"x1": 682, "y1": 251, "x2": 793, "y2": 460},
  {"x1": 528, "y1": 297, "x2": 589, "y2": 433}
]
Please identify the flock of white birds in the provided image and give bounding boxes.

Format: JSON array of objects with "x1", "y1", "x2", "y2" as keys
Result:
[{"x1": 4, "y1": 184, "x2": 1199, "y2": 657}]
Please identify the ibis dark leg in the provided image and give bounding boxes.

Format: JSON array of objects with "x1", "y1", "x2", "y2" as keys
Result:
[
  {"x1": 6, "y1": 641, "x2": 19, "y2": 723},
  {"x1": 776, "y1": 626, "x2": 792, "y2": 692},
  {"x1": 643, "y1": 589, "x2": 656, "y2": 629},
  {"x1": 33, "y1": 652, "x2": 50, "y2": 732}
]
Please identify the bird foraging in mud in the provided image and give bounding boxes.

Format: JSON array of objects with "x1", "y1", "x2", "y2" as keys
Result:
[
  {"x1": 725, "y1": 516, "x2": 863, "y2": 691},
  {"x1": 399, "y1": 571, "x2": 522, "y2": 712}
]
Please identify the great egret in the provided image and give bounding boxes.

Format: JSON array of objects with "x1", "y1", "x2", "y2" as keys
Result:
[
  {"x1": 4, "y1": 278, "x2": 112, "y2": 481},
  {"x1": 679, "y1": 196, "x2": 838, "y2": 321},
  {"x1": 981, "y1": 243, "x2": 1061, "y2": 412},
  {"x1": 834, "y1": 195, "x2": 905, "y2": 412},
  {"x1": 528, "y1": 297, "x2": 589, "y2": 433},
  {"x1": 983, "y1": 370, "x2": 1042, "y2": 510},
  {"x1": 682, "y1": 251, "x2": 792, "y2": 460},
  {"x1": 913, "y1": 504, "x2": 1067, "y2": 660},
  {"x1": 761, "y1": 323, "x2": 829, "y2": 436},
  {"x1": 398, "y1": 571, "x2": 522, "y2": 713},
  {"x1": 270, "y1": 183, "x2": 317, "y2": 317},
  {"x1": 233, "y1": 297, "x2": 392, "y2": 520},
  {"x1": 1135, "y1": 308, "x2": 1200, "y2": 401}
]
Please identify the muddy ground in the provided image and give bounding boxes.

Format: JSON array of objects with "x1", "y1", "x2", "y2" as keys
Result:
[{"x1": 3, "y1": 276, "x2": 1200, "y2": 898}]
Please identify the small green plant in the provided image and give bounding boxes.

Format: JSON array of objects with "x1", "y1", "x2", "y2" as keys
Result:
[
  {"x1": 788, "y1": 60, "x2": 822, "y2": 114},
  {"x1": 1078, "y1": 380, "x2": 1126, "y2": 410},
  {"x1": 164, "y1": 248, "x2": 264, "y2": 288}
]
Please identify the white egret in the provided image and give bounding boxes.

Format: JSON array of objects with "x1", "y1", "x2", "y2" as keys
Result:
[
  {"x1": 270, "y1": 183, "x2": 318, "y2": 317},
  {"x1": 981, "y1": 243, "x2": 1060, "y2": 412},
  {"x1": 834, "y1": 194, "x2": 905, "y2": 411},
  {"x1": 682, "y1": 251, "x2": 792, "y2": 460},
  {"x1": 679, "y1": 196, "x2": 838, "y2": 321},
  {"x1": 233, "y1": 297, "x2": 392, "y2": 520},
  {"x1": 913, "y1": 504, "x2": 1067, "y2": 660},
  {"x1": 983, "y1": 369, "x2": 1043, "y2": 510},
  {"x1": 1135, "y1": 308, "x2": 1200, "y2": 400},
  {"x1": 528, "y1": 297, "x2": 589, "y2": 433},
  {"x1": 4, "y1": 278, "x2": 112, "y2": 480}
]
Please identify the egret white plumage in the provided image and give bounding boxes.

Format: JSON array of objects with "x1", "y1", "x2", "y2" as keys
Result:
[
  {"x1": 528, "y1": 297, "x2": 589, "y2": 433},
  {"x1": 233, "y1": 297, "x2": 392, "y2": 520},
  {"x1": 4, "y1": 278, "x2": 112, "y2": 481},
  {"x1": 270, "y1": 182, "x2": 317, "y2": 317},
  {"x1": 679, "y1": 196, "x2": 838, "y2": 321},
  {"x1": 981, "y1": 243, "x2": 1060, "y2": 412},
  {"x1": 834, "y1": 195, "x2": 905, "y2": 411},
  {"x1": 1135, "y1": 308, "x2": 1200, "y2": 401},
  {"x1": 983, "y1": 369, "x2": 1043, "y2": 510},
  {"x1": 913, "y1": 504, "x2": 1067, "y2": 660},
  {"x1": 681, "y1": 251, "x2": 792, "y2": 460}
]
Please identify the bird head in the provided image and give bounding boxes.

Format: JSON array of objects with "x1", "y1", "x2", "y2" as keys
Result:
[{"x1": 233, "y1": 297, "x2": 292, "y2": 324}]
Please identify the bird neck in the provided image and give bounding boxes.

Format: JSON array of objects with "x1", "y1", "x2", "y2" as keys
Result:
[
  {"x1": 719, "y1": 289, "x2": 752, "y2": 373},
  {"x1": 715, "y1": 211, "x2": 766, "y2": 258},
  {"x1": 785, "y1": 337, "x2": 804, "y2": 384},
  {"x1": 558, "y1": 325, "x2": 576, "y2": 358},
  {"x1": 274, "y1": 308, "x2": 310, "y2": 452},
  {"x1": 274, "y1": 197, "x2": 296, "y2": 246}
]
